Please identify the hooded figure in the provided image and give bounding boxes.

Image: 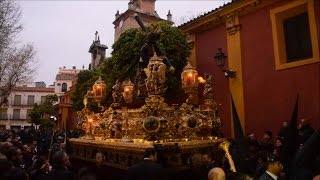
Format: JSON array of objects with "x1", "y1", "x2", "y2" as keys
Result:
[{"x1": 291, "y1": 129, "x2": 320, "y2": 180}]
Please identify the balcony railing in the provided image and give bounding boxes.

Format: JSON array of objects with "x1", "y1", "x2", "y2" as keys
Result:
[
  {"x1": 0, "y1": 117, "x2": 8, "y2": 120},
  {"x1": 11, "y1": 103, "x2": 37, "y2": 106}
]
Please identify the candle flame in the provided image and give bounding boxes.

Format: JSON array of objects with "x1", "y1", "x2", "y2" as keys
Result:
[{"x1": 198, "y1": 76, "x2": 206, "y2": 84}]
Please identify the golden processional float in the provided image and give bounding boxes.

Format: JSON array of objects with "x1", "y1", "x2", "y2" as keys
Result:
[{"x1": 69, "y1": 53, "x2": 231, "y2": 171}]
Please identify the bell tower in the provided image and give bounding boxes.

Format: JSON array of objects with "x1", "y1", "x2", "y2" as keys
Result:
[
  {"x1": 88, "y1": 31, "x2": 108, "y2": 70},
  {"x1": 113, "y1": 0, "x2": 172, "y2": 42},
  {"x1": 132, "y1": 0, "x2": 155, "y2": 14}
]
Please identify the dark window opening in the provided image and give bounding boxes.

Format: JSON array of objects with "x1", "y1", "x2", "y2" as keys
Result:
[
  {"x1": 61, "y1": 83, "x2": 67, "y2": 92},
  {"x1": 284, "y1": 12, "x2": 312, "y2": 63}
]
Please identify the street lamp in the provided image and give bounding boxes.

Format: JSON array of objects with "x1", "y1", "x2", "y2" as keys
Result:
[{"x1": 214, "y1": 48, "x2": 236, "y2": 78}]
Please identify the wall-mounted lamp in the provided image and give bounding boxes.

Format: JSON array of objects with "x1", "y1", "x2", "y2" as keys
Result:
[{"x1": 214, "y1": 48, "x2": 236, "y2": 78}]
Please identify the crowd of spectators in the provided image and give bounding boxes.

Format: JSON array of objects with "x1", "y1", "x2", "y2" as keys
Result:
[{"x1": 0, "y1": 118, "x2": 319, "y2": 180}]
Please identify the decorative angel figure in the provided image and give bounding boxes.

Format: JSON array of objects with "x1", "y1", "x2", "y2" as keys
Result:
[
  {"x1": 112, "y1": 80, "x2": 123, "y2": 103},
  {"x1": 203, "y1": 73, "x2": 213, "y2": 99}
]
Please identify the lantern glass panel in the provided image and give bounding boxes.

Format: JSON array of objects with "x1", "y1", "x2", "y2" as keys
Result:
[
  {"x1": 122, "y1": 81, "x2": 134, "y2": 103},
  {"x1": 92, "y1": 77, "x2": 106, "y2": 103}
]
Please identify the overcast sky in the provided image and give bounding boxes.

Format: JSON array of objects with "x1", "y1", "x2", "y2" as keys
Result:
[{"x1": 17, "y1": 0, "x2": 231, "y2": 86}]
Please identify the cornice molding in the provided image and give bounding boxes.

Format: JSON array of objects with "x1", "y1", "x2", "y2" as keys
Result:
[{"x1": 181, "y1": 0, "x2": 278, "y2": 33}]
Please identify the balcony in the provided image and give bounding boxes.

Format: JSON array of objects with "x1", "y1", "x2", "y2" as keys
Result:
[
  {"x1": 0, "y1": 114, "x2": 8, "y2": 120},
  {"x1": 0, "y1": 117, "x2": 8, "y2": 121},
  {"x1": 11, "y1": 103, "x2": 36, "y2": 107}
]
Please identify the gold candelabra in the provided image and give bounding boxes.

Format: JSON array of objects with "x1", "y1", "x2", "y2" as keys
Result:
[
  {"x1": 86, "y1": 117, "x2": 95, "y2": 140},
  {"x1": 219, "y1": 141, "x2": 236, "y2": 172}
]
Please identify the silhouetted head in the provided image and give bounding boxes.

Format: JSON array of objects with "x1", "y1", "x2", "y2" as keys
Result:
[
  {"x1": 282, "y1": 121, "x2": 288, "y2": 128},
  {"x1": 95, "y1": 151, "x2": 105, "y2": 166},
  {"x1": 143, "y1": 148, "x2": 157, "y2": 162},
  {"x1": 265, "y1": 155, "x2": 283, "y2": 176},
  {"x1": 299, "y1": 118, "x2": 311, "y2": 128},
  {"x1": 201, "y1": 150, "x2": 214, "y2": 165},
  {"x1": 52, "y1": 151, "x2": 69, "y2": 169},
  {"x1": 263, "y1": 130, "x2": 272, "y2": 139}
]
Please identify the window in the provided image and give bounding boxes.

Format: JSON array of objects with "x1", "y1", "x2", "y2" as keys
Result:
[
  {"x1": 13, "y1": 109, "x2": 20, "y2": 120},
  {"x1": 27, "y1": 95, "x2": 35, "y2": 105},
  {"x1": 14, "y1": 95, "x2": 21, "y2": 105},
  {"x1": 62, "y1": 83, "x2": 68, "y2": 92},
  {"x1": 11, "y1": 126, "x2": 21, "y2": 131},
  {"x1": 26, "y1": 109, "x2": 32, "y2": 119},
  {"x1": 270, "y1": 0, "x2": 319, "y2": 70},
  {"x1": 41, "y1": 96, "x2": 46, "y2": 104},
  {"x1": 0, "y1": 109, "x2": 7, "y2": 120},
  {"x1": 284, "y1": 12, "x2": 312, "y2": 62}
]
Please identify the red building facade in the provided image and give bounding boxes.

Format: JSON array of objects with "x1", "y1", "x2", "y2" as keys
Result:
[{"x1": 181, "y1": 0, "x2": 320, "y2": 137}]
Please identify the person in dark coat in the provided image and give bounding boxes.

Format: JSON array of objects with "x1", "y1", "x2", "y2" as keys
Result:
[
  {"x1": 202, "y1": 150, "x2": 221, "y2": 174},
  {"x1": 86, "y1": 151, "x2": 105, "y2": 180},
  {"x1": 278, "y1": 121, "x2": 288, "y2": 139},
  {"x1": 0, "y1": 153, "x2": 12, "y2": 177},
  {"x1": 297, "y1": 118, "x2": 314, "y2": 146},
  {"x1": 259, "y1": 155, "x2": 283, "y2": 180},
  {"x1": 260, "y1": 130, "x2": 274, "y2": 153},
  {"x1": 273, "y1": 137, "x2": 285, "y2": 164},
  {"x1": 29, "y1": 156, "x2": 50, "y2": 179},
  {"x1": 128, "y1": 148, "x2": 168, "y2": 180},
  {"x1": 36, "y1": 151, "x2": 73, "y2": 180}
]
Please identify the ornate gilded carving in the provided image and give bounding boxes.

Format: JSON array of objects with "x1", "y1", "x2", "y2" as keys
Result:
[
  {"x1": 203, "y1": 73, "x2": 214, "y2": 99},
  {"x1": 144, "y1": 53, "x2": 167, "y2": 96},
  {"x1": 73, "y1": 37, "x2": 224, "y2": 171},
  {"x1": 69, "y1": 138, "x2": 224, "y2": 170},
  {"x1": 112, "y1": 80, "x2": 123, "y2": 107}
]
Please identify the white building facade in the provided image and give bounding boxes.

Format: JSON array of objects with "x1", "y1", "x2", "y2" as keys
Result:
[
  {"x1": 0, "y1": 85, "x2": 55, "y2": 130},
  {"x1": 54, "y1": 66, "x2": 81, "y2": 101}
]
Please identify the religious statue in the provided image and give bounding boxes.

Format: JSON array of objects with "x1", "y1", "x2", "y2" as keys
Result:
[
  {"x1": 203, "y1": 73, "x2": 214, "y2": 99},
  {"x1": 134, "y1": 58, "x2": 148, "y2": 97},
  {"x1": 133, "y1": 14, "x2": 175, "y2": 97},
  {"x1": 95, "y1": 31, "x2": 99, "y2": 41},
  {"x1": 139, "y1": 27, "x2": 175, "y2": 73},
  {"x1": 146, "y1": 65, "x2": 157, "y2": 94},
  {"x1": 112, "y1": 80, "x2": 122, "y2": 103},
  {"x1": 144, "y1": 54, "x2": 166, "y2": 96}
]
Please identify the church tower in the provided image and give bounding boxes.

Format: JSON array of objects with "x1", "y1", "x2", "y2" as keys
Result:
[
  {"x1": 113, "y1": 0, "x2": 173, "y2": 42},
  {"x1": 88, "y1": 31, "x2": 108, "y2": 70}
]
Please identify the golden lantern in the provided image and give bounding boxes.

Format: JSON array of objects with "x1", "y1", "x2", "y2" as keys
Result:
[
  {"x1": 181, "y1": 62, "x2": 199, "y2": 89},
  {"x1": 181, "y1": 62, "x2": 199, "y2": 105},
  {"x1": 92, "y1": 76, "x2": 106, "y2": 106},
  {"x1": 122, "y1": 80, "x2": 134, "y2": 103},
  {"x1": 85, "y1": 116, "x2": 95, "y2": 140}
]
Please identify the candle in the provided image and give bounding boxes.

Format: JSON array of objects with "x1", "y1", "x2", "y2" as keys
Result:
[
  {"x1": 186, "y1": 73, "x2": 193, "y2": 85},
  {"x1": 96, "y1": 85, "x2": 102, "y2": 96}
]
